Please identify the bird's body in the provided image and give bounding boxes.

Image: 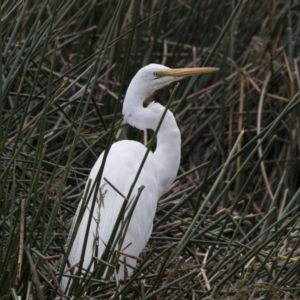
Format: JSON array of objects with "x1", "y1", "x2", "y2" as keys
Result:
[
  {"x1": 67, "y1": 140, "x2": 160, "y2": 280},
  {"x1": 61, "y1": 64, "x2": 217, "y2": 293}
]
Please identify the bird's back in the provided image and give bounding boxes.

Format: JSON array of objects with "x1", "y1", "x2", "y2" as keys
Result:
[{"x1": 62, "y1": 140, "x2": 158, "y2": 290}]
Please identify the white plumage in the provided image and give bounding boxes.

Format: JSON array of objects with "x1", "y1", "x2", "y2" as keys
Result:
[{"x1": 61, "y1": 63, "x2": 218, "y2": 294}]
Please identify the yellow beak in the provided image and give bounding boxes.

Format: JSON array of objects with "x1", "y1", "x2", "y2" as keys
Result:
[{"x1": 159, "y1": 67, "x2": 219, "y2": 78}]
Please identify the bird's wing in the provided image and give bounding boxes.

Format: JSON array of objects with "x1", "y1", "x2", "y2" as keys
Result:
[{"x1": 64, "y1": 140, "x2": 158, "y2": 285}]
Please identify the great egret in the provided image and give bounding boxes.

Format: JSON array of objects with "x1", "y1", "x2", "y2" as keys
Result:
[{"x1": 61, "y1": 63, "x2": 218, "y2": 293}]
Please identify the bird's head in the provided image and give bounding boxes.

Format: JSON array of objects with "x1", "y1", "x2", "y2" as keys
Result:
[
  {"x1": 128, "y1": 63, "x2": 219, "y2": 97},
  {"x1": 123, "y1": 63, "x2": 219, "y2": 126}
]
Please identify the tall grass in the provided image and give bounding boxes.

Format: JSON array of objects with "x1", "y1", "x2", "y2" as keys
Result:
[{"x1": 1, "y1": 0, "x2": 300, "y2": 299}]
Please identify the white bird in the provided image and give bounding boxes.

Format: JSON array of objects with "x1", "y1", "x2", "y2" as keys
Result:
[{"x1": 61, "y1": 63, "x2": 218, "y2": 293}]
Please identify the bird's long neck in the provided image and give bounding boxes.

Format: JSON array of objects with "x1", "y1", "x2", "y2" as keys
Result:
[
  {"x1": 123, "y1": 88, "x2": 181, "y2": 197},
  {"x1": 153, "y1": 110, "x2": 181, "y2": 196}
]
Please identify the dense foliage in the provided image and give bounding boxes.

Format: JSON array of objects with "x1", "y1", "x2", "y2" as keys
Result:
[{"x1": 1, "y1": 0, "x2": 300, "y2": 299}]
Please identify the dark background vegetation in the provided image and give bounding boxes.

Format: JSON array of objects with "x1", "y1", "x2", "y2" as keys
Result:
[{"x1": 1, "y1": 0, "x2": 300, "y2": 299}]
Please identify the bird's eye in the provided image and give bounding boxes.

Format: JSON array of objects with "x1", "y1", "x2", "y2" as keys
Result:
[{"x1": 153, "y1": 72, "x2": 160, "y2": 78}]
